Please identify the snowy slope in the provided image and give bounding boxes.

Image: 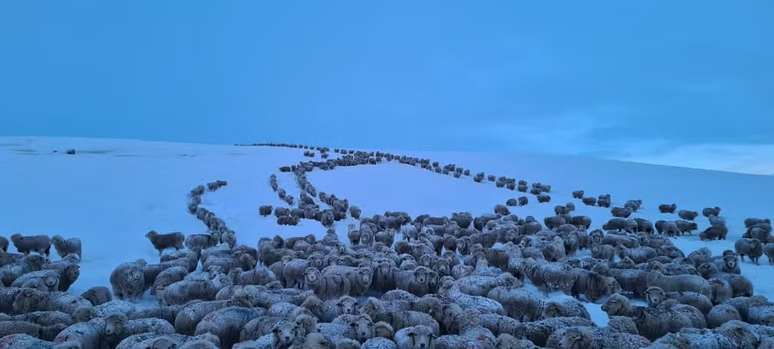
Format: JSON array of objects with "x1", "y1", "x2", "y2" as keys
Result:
[{"x1": 2, "y1": 136, "x2": 773, "y2": 325}]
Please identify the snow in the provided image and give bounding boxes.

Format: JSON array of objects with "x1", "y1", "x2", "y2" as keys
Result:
[{"x1": 2, "y1": 136, "x2": 774, "y2": 325}]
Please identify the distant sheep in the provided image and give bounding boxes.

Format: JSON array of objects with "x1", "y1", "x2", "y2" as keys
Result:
[
  {"x1": 10, "y1": 234, "x2": 51, "y2": 258},
  {"x1": 702, "y1": 206, "x2": 721, "y2": 217},
  {"x1": 658, "y1": 203, "x2": 677, "y2": 213},
  {"x1": 145, "y1": 231, "x2": 184, "y2": 256},
  {"x1": 572, "y1": 190, "x2": 584, "y2": 199},
  {"x1": 50, "y1": 235, "x2": 82, "y2": 259},
  {"x1": 678, "y1": 210, "x2": 699, "y2": 221},
  {"x1": 537, "y1": 193, "x2": 551, "y2": 203},
  {"x1": 735, "y1": 238, "x2": 764, "y2": 264},
  {"x1": 259, "y1": 205, "x2": 273, "y2": 217}
]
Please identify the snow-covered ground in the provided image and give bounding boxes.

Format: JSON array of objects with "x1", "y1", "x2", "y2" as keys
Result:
[{"x1": 2, "y1": 136, "x2": 773, "y2": 326}]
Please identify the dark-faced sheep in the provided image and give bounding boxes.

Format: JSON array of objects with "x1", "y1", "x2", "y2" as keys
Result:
[{"x1": 145, "y1": 231, "x2": 184, "y2": 256}]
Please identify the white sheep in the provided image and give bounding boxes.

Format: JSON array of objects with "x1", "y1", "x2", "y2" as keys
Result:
[
  {"x1": 304, "y1": 267, "x2": 352, "y2": 301},
  {"x1": 12, "y1": 289, "x2": 93, "y2": 316},
  {"x1": 104, "y1": 313, "x2": 175, "y2": 347},
  {"x1": 194, "y1": 307, "x2": 263, "y2": 348},
  {"x1": 52, "y1": 317, "x2": 106, "y2": 349}
]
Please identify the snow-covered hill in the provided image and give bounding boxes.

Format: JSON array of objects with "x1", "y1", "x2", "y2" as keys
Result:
[{"x1": 2, "y1": 136, "x2": 773, "y2": 327}]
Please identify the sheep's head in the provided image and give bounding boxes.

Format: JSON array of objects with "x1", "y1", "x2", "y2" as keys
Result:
[
  {"x1": 336, "y1": 296, "x2": 358, "y2": 315},
  {"x1": 561, "y1": 328, "x2": 588, "y2": 349},
  {"x1": 348, "y1": 316, "x2": 374, "y2": 343},
  {"x1": 601, "y1": 293, "x2": 629, "y2": 316},
  {"x1": 645, "y1": 286, "x2": 666, "y2": 307},
  {"x1": 149, "y1": 337, "x2": 176, "y2": 349},
  {"x1": 145, "y1": 230, "x2": 158, "y2": 239},
  {"x1": 405, "y1": 325, "x2": 434, "y2": 349},
  {"x1": 104, "y1": 313, "x2": 127, "y2": 337},
  {"x1": 72, "y1": 305, "x2": 98, "y2": 323},
  {"x1": 10, "y1": 234, "x2": 22, "y2": 243},
  {"x1": 42, "y1": 273, "x2": 59, "y2": 289},
  {"x1": 413, "y1": 267, "x2": 429, "y2": 284},
  {"x1": 303, "y1": 268, "x2": 320, "y2": 284},
  {"x1": 723, "y1": 255, "x2": 738, "y2": 270},
  {"x1": 65, "y1": 264, "x2": 80, "y2": 282},
  {"x1": 294, "y1": 314, "x2": 316, "y2": 336},
  {"x1": 358, "y1": 267, "x2": 373, "y2": 285},
  {"x1": 272, "y1": 321, "x2": 298, "y2": 346},
  {"x1": 427, "y1": 271, "x2": 439, "y2": 289},
  {"x1": 638, "y1": 235, "x2": 650, "y2": 247}
]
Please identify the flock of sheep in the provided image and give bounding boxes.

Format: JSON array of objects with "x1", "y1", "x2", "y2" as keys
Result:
[{"x1": 1, "y1": 142, "x2": 774, "y2": 349}]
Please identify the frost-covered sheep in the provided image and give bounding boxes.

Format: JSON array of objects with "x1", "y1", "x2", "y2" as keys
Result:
[
  {"x1": 394, "y1": 325, "x2": 435, "y2": 349},
  {"x1": 570, "y1": 268, "x2": 622, "y2": 303},
  {"x1": 734, "y1": 238, "x2": 764, "y2": 264},
  {"x1": 362, "y1": 337, "x2": 398, "y2": 349},
  {"x1": 322, "y1": 265, "x2": 373, "y2": 297},
  {"x1": 13, "y1": 288, "x2": 93, "y2": 315},
  {"x1": 361, "y1": 300, "x2": 440, "y2": 336},
  {"x1": 572, "y1": 190, "x2": 584, "y2": 199},
  {"x1": 81, "y1": 286, "x2": 112, "y2": 306},
  {"x1": 646, "y1": 270, "x2": 712, "y2": 299},
  {"x1": 151, "y1": 266, "x2": 189, "y2": 295},
  {"x1": 537, "y1": 193, "x2": 551, "y2": 203},
  {"x1": 305, "y1": 267, "x2": 352, "y2": 301},
  {"x1": 185, "y1": 234, "x2": 218, "y2": 252},
  {"x1": 52, "y1": 317, "x2": 106, "y2": 349},
  {"x1": 11, "y1": 269, "x2": 60, "y2": 291},
  {"x1": 50, "y1": 235, "x2": 81, "y2": 259},
  {"x1": 157, "y1": 279, "x2": 218, "y2": 306},
  {"x1": 540, "y1": 297, "x2": 591, "y2": 320},
  {"x1": 194, "y1": 307, "x2": 262, "y2": 349},
  {"x1": 110, "y1": 259, "x2": 147, "y2": 300},
  {"x1": 10, "y1": 234, "x2": 51, "y2": 257},
  {"x1": 702, "y1": 206, "x2": 721, "y2": 217},
  {"x1": 145, "y1": 231, "x2": 185, "y2": 256},
  {"x1": 616, "y1": 245, "x2": 657, "y2": 264},
  {"x1": 590, "y1": 244, "x2": 615, "y2": 261},
  {"x1": 487, "y1": 286, "x2": 544, "y2": 322},
  {"x1": 105, "y1": 313, "x2": 176, "y2": 346},
  {"x1": 513, "y1": 317, "x2": 595, "y2": 347},
  {"x1": 707, "y1": 304, "x2": 742, "y2": 328}
]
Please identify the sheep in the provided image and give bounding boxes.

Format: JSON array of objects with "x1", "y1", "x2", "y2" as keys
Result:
[
  {"x1": 10, "y1": 234, "x2": 51, "y2": 258},
  {"x1": 185, "y1": 234, "x2": 218, "y2": 251},
  {"x1": 11, "y1": 269, "x2": 60, "y2": 291},
  {"x1": 152, "y1": 266, "x2": 190, "y2": 295},
  {"x1": 616, "y1": 245, "x2": 657, "y2": 264},
  {"x1": 9, "y1": 311, "x2": 74, "y2": 328},
  {"x1": 707, "y1": 304, "x2": 742, "y2": 328},
  {"x1": 568, "y1": 268, "x2": 622, "y2": 304},
  {"x1": 13, "y1": 288, "x2": 92, "y2": 316},
  {"x1": 305, "y1": 267, "x2": 352, "y2": 301},
  {"x1": 362, "y1": 337, "x2": 398, "y2": 349},
  {"x1": 104, "y1": 313, "x2": 176, "y2": 346},
  {"x1": 678, "y1": 210, "x2": 699, "y2": 221},
  {"x1": 80, "y1": 286, "x2": 112, "y2": 306},
  {"x1": 110, "y1": 259, "x2": 147, "y2": 300},
  {"x1": 590, "y1": 244, "x2": 615, "y2": 261},
  {"x1": 52, "y1": 317, "x2": 106, "y2": 349},
  {"x1": 702, "y1": 207, "x2": 721, "y2": 217},
  {"x1": 631, "y1": 305, "x2": 695, "y2": 341},
  {"x1": 540, "y1": 296, "x2": 591, "y2": 320},
  {"x1": 658, "y1": 203, "x2": 677, "y2": 213},
  {"x1": 145, "y1": 231, "x2": 185, "y2": 256},
  {"x1": 734, "y1": 238, "x2": 764, "y2": 264},
  {"x1": 487, "y1": 286, "x2": 544, "y2": 322},
  {"x1": 157, "y1": 279, "x2": 219, "y2": 306},
  {"x1": 322, "y1": 265, "x2": 373, "y2": 297},
  {"x1": 361, "y1": 301, "x2": 439, "y2": 336},
  {"x1": 537, "y1": 193, "x2": 551, "y2": 203},
  {"x1": 194, "y1": 307, "x2": 263, "y2": 349},
  {"x1": 646, "y1": 270, "x2": 712, "y2": 299},
  {"x1": 513, "y1": 317, "x2": 595, "y2": 347},
  {"x1": 50, "y1": 235, "x2": 82, "y2": 259},
  {"x1": 394, "y1": 325, "x2": 435, "y2": 349},
  {"x1": 701, "y1": 226, "x2": 729, "y2": 241},
  {"x1": 592, "y1": 264, "x2": 648, "y2": 298}
]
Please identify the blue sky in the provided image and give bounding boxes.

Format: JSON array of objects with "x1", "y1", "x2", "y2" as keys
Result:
[{"x1": 1, "y1": 1, "x2": 772, "y2": 173}]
